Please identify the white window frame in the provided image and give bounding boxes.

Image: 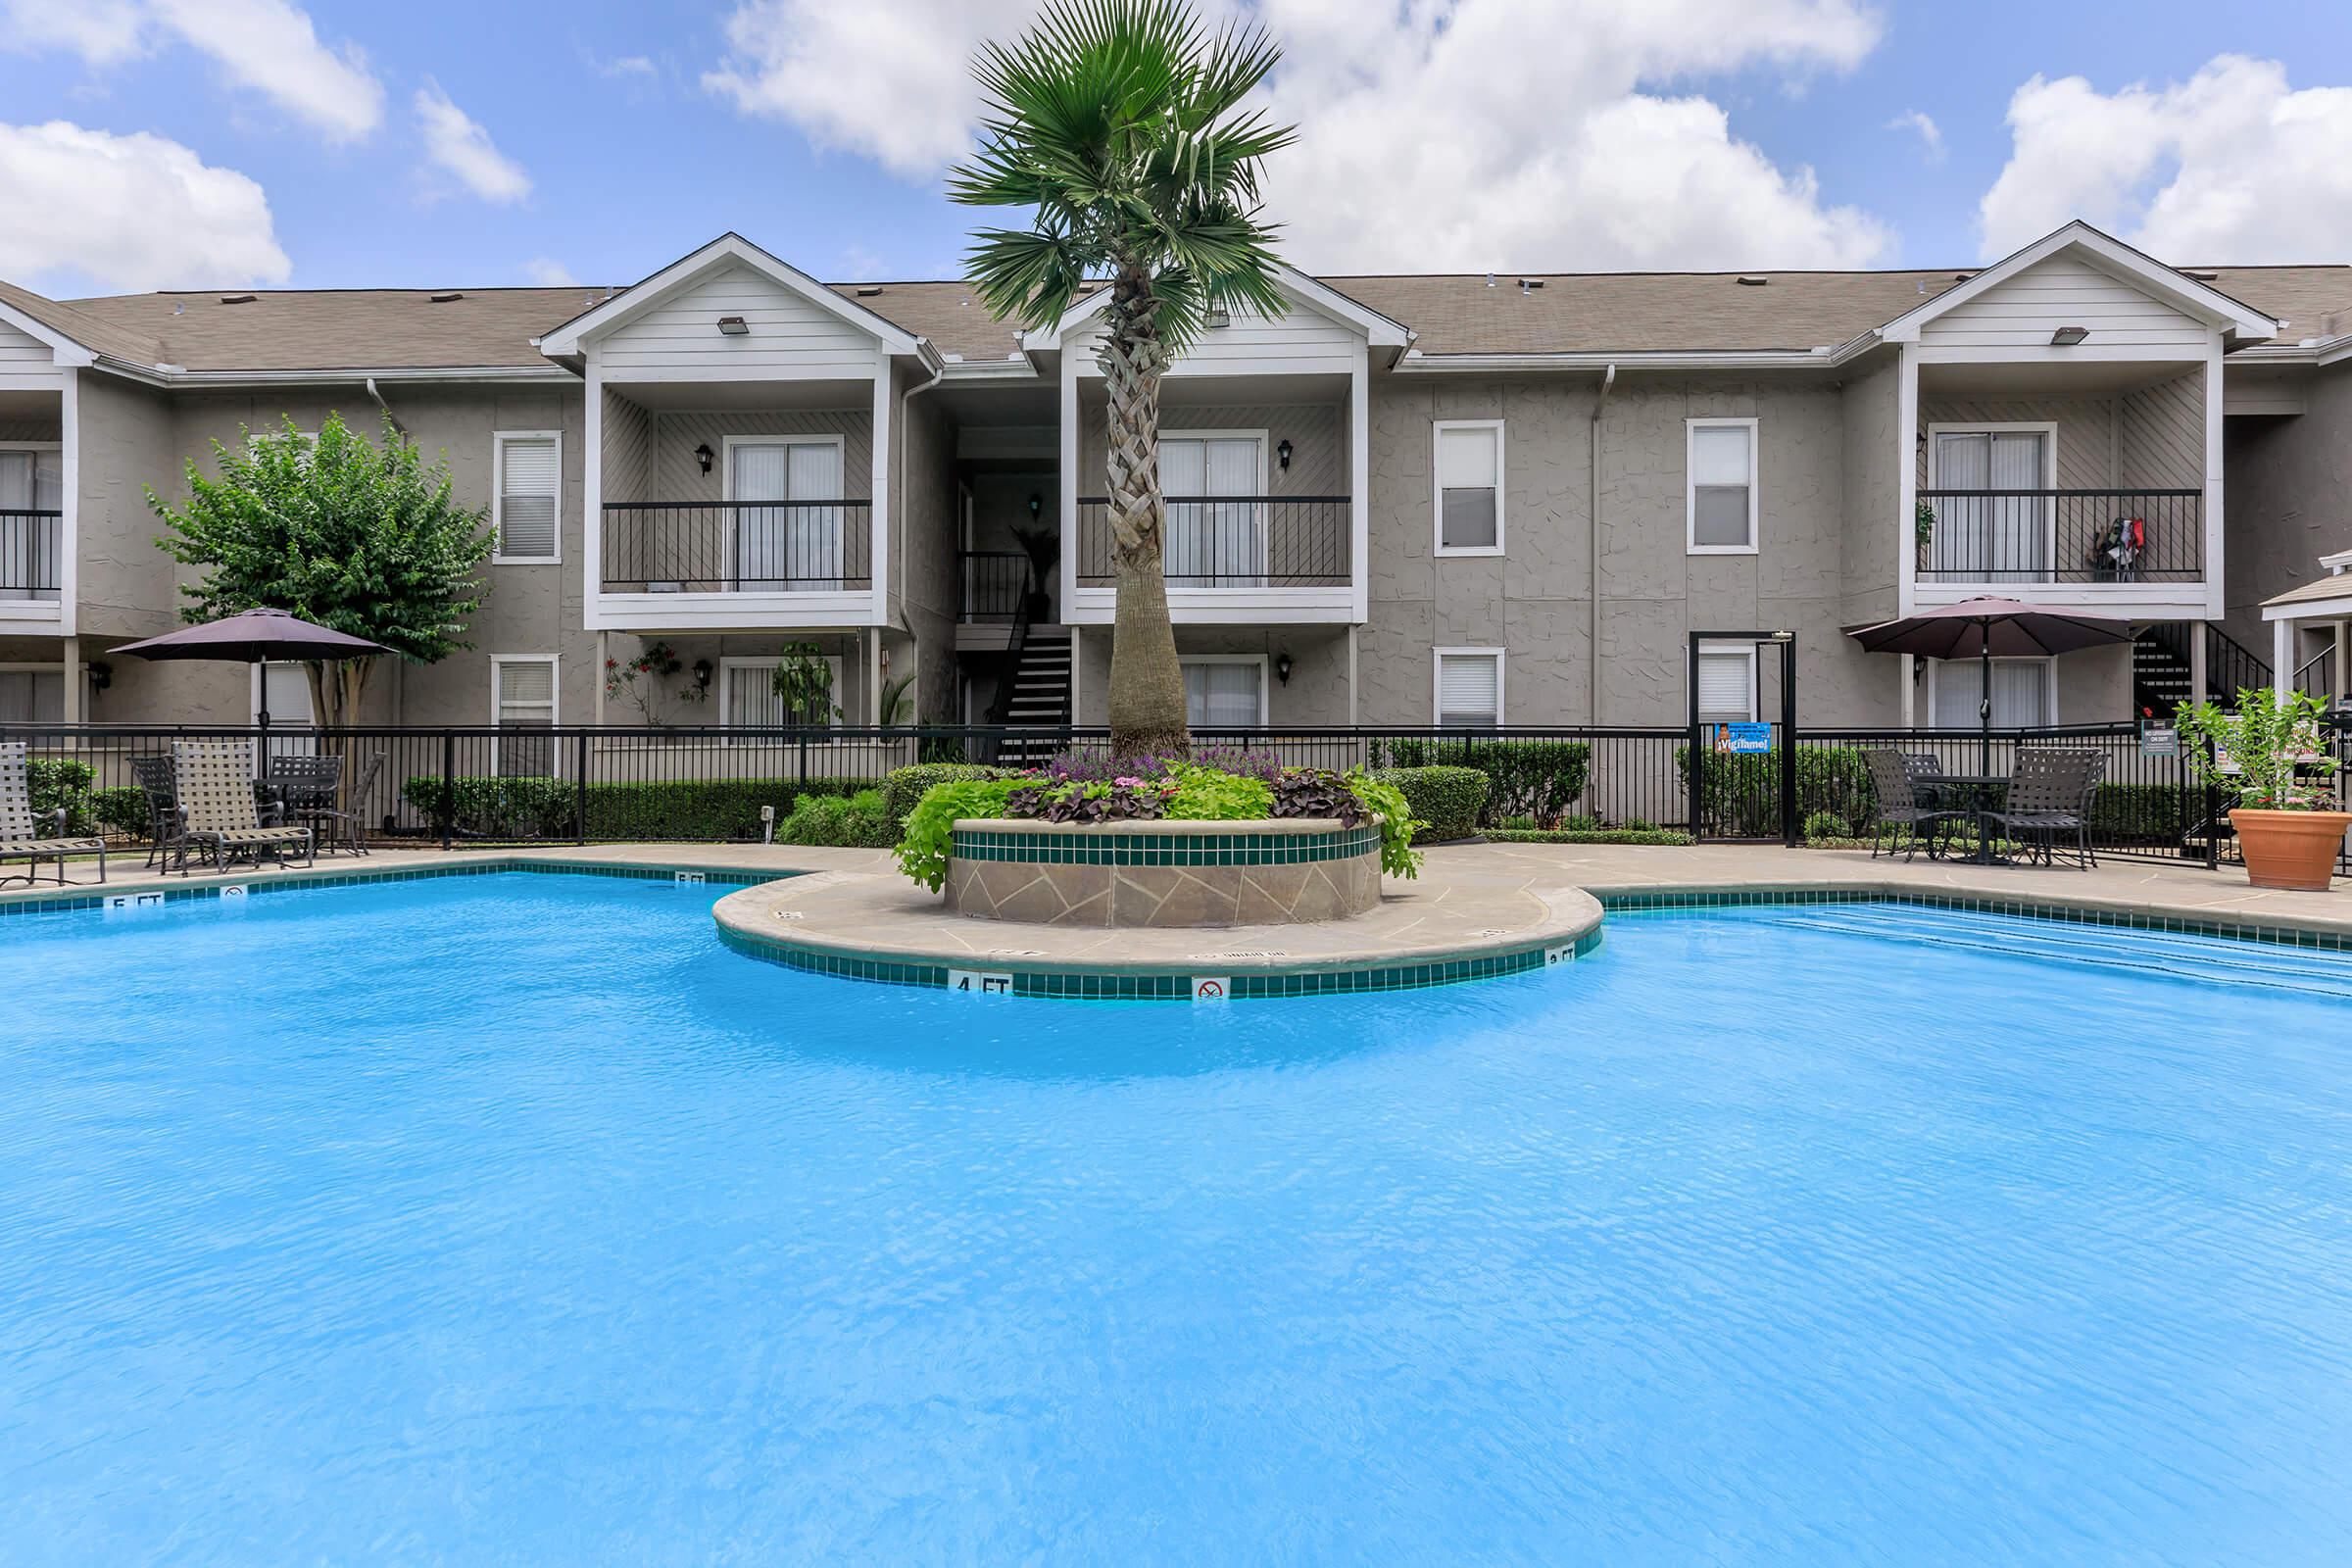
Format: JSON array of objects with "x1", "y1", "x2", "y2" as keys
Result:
[
  {"x1": 1924, "y1": 421, "x2": 2058, "y2": 583},
  {"x1": 1692, "y1": 641, "x2": 1759, "y2": 724},
  {"x1": 1432, "y1": 646, "x2": 1505, "y2": 727},
  {"x1": 488, "y1": 654, "x2": 561, "y2": 776},
  {"x1": 0, "y1": 442, "x2": 65, "y2": 605},
  {"x1": 1159, "y1": 429, "x2": 1269, "y2": 587},
  {"x1": 1926, "y1": 657, "x2": 2058, "y2": 730},
  {"x1": 0, "y1": 661, "x2": 67, "y2": 724},
  {"x1": 1685, "y1": 416, "x2": 1759, "y2": 557},
  {"x1": 249, "y1": 662, "x2": 317, "y2": 724},
  {"x1": 1432, "y1": 418, "x2": 1505, "y2": 558},
  {"x1": 1178, "y1": 653, "x2": 1271, "y2": 726},
  {"x1": 491, "y1": 429, "x2": 563, "y2": 565},
  {"x1": 718, "y1": 653, "x2": 844, "y2": 729},
  {"x1": 721, "y1": 433, "x2": 850, "y2": 589}
]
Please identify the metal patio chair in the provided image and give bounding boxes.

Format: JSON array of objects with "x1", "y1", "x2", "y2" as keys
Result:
[
  {"x1": 171, "y1": 740, "x2": 314, "y2": 876},
  {"x1": 295, "y1": 751, "x2": 382, "y2": 857},
  {"x1": 0, "y1": 741, "x2": 109, "y2": 888},
  {"x1": 1862, "y1": 747, "x2": 1959, "y2": 861},
  {"x1": 1984, "y1": 748, "x2": 2105, "y2": 870},
  {"x1": 129, "y1": 753, "x2": 185, "y2": 871}
]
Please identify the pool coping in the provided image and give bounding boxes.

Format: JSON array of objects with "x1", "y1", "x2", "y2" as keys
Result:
[{"x1": 7, "y1": 847, "x2": 2346, "y2": 999}]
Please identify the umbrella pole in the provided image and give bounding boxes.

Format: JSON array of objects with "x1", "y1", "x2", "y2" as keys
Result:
[{"x1": 1979, "y1": 623, "x2": 1992, "y2": 776}]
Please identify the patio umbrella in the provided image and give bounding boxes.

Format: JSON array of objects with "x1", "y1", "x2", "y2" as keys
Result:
[
  {"x1": 1845, "y1": 596, "x2": 2133, "y2": 771},
  {"x1": 114, "y1": 608, "x2": 387, "y2": 727}
]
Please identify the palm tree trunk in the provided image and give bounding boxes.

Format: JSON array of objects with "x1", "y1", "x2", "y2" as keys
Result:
[{"x1": 1101, "y1": 282, "x2": 1191, "y2": 759}]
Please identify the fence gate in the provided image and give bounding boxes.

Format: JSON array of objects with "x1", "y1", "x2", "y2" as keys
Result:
[{"x1": 1688, "y1": 630, "x2": 1799, "y2": 846}]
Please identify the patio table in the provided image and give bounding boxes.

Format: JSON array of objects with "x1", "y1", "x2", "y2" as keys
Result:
[{"x1": 1916, "y1": 773, "x2": 2009, "y2": 864}]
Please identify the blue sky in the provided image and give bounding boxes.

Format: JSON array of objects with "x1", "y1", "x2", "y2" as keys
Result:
[{"x1": 2, "y1": 0, "x2": 2349, "y2": 299}]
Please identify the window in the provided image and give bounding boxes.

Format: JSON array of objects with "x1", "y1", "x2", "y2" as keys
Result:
[
  {"x1": 0, "y1": 446, "x2": 63, "y2": 603},
  {"x1": 1180, "y1": 656, "x2": 1267, "y2": 728},
  {"x1": 1434, "y1": 648, "x2": 1503, "y2": 727},
  {"x1": 1926, "y1": 424, "x2": 2054, "y2": 581},
  {"x1": 0, "y1": 665, "x2": 63, "y2": 723},
  {"x1": 490, "y1": 656, "x2": 558, "y2": 776},
  {"x1": 493, "y1": 432, "x2": 561, "y2": 564},
  {"x1": 1931, "y1": 658, "x2": 2053, "y2": 730},
  {"x1": 251, "y1": 662, "x2": 315, "y2": 724},
  {"x1": 1693, "y1": 644, "x2": 1758, "y2": 724},
  {"x1": 720, "y1": 655, "x2": 842, "y2": 728},
  {"x1": 1433, "y1": 419, "x2": 1503, "y2": 555},
  {"x1": 726, "y1": 436, "x2": 845, "y2": 590},
  {"x1": 1161, "y1": 432, "x2": 1266, "y2": 587},
  {"x1": 1687, "y1": 417, "x2": 1757, "y2": 554}
]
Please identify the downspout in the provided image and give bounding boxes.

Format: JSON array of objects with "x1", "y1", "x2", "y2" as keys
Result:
[
  {"x1": 364, "y1": 376, "x2": 405, "y2": 434},
  {"x1": 890, "y1": 353, "x2": 948, "y2": 719},
  {"x1": 1589, "y1": 363, "x2": 1616, "y2": 722}
]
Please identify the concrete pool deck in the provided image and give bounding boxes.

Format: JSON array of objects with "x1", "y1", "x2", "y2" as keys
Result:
[{"x1": 8, "y1": 841, "x2": 2350, "y2": 979}]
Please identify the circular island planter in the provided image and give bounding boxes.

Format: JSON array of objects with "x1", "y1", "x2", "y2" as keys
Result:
[{"x1": 946, "y1": 816, "x2": 1382, "y2": 927}]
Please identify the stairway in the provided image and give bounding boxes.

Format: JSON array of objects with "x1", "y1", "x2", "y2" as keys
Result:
[
  {"x1": 993, "y1": 630, "x2": 1071, "y2": 763},
  {"x1": 2132, "y1": 621, "x2": 2271, "y2": 717}
]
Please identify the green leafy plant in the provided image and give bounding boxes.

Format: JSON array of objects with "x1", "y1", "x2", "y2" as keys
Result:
[
  {"x1": 896, "y1": 776, "x2": 1030, "y2": 890},
  {"x1": 150, "y1": 411, "x2": 494, "y2": 727},
  {"x1": 403, "y1": 775, "x2": 871, "y2": 842},
  {"x1": 1802, "y1": 809, "x2": 1850, "y2": 841},
  {"x1": 1368, "y1": 765, "x2": 1489, "y2": 843},
  {"x1": 2178, "y1": 689, "x2": 2343, "y2": 810},
  {"x1": 770, "y1": 642, "x2": 840, "y2": 723},
  {"x1": 1371, "y1": 739, "x2": 1587, "y2": 825},
  {"x1": 1343, "y1": 769, "x2": 1425, "y2": 877},
  {"x1": 1168, "y1": 765, "x2": 1273, "y2": 819},
  {"x1": 883, "y1": 763, "x2": 1019, "y2": 829},
  {"x1": 777, "y1": 789, "x2": 897, "y2": 848},
  {"x1": 604, "y1": 640, "x2": 683, "y2": 727}
]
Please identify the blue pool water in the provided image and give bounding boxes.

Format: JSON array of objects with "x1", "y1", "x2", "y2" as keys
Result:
[{"x1": 3, "y1": 872, "x2": 2350, "y2": 1563}]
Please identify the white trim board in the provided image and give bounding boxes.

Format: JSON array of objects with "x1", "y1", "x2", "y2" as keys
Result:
[{"x1": 1432, "y1": 645, "x2": 1505, "y2": 726}]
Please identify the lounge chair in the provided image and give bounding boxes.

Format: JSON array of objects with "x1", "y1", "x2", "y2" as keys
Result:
[
  {"x1": 171, "y1": 740, "x2": 314, "y2": 875},
  {"x1": 1984, "y1": 748, "x2": 2105, "y2": 870},
  {"x1": 0, "y1": 741, "x2": 108, "y2": 888},
  {"x1": 1863, "y1": 747, "x2": 1959, "y2": 860},
  {"x1": 290, "y1": 752, "x2": 381, "y2": 858}
]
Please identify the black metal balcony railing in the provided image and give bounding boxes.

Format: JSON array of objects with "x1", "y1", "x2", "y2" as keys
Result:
[
  {"x1": 959, "y1": 551, "x2": 1032, "y2": 622},
  {"x1": 0, "y1": 510, "x2": 63, "y2": 596},
  {"x1": 1075, "y1": 495, "x2": 1349, "y2": 587},
  {"x1": 1916, "y1": 489, "x2": 2202, "y2": 584},
  {"x1": 600, "y1": 501, "x2": 873, "y2": 593}
]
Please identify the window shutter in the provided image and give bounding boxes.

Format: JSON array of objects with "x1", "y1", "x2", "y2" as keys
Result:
[
  {"x1": 499, "y1": 438, "x2": 559, "y2": 560},
  {"x1": 1695, "y1": 651, "x2": 1753, "y2": 723},
  {"x1": 1437, "y1": 653, "x2": 1500, "y2": 727}
]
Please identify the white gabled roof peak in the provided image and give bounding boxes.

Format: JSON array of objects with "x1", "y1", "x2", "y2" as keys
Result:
[
  {"x1": 535, "y1": 232, "x2": 925, "y2": 360},
  {"x1": 1019, "y1": 266, "x2": 1411, "y2": 355},
  {"x1": 1876, "y1": 220, "x2": 2278, "y2": 344}
]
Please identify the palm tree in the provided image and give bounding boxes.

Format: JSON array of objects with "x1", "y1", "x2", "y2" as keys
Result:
[{"x1": 950, "y1": 0, "x2": 1295, "y2": 758}]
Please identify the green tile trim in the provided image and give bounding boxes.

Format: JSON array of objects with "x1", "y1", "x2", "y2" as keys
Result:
[
  {"x1": 0, "y1": 857, "x2": 792, "y2": 918},
  {"x1": 951, "y1": 824, "x2": 1380, "y2": 868},
  {"x1": 1592, "y1": 887, "x2": 2352, "y2": 956}
]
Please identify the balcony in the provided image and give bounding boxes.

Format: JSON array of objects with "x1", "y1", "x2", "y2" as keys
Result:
[
  {"x1": 959, "y1": 551, "x2": 1033, "y2": 623},
  {"x1": 600, "y1": 501, "x2": 873, "y2": 594},
  {"x1": 1074, "y1": 495, "x2": 1350, "y2": 588},
  {"x1": 1915, "y1": 489, "x2": 2202, "y2": 586},
  {"x1": 0, "y1": 509, "x2": 63, "y2": 610}
]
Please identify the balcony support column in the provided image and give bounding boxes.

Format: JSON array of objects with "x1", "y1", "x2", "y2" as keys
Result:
[
  {"x1": 2274, "y1": 617, "x2": 2293, "y2": 706},
  {"x1": 62, "y1": 635, "x2": 80, "y2": 723},
  {"x1": 2189, "y1": 624, "x2": 2207, "y2": 710},
  {"x1": 594, "y1": 630, "x2": 609, "y2": 725}
]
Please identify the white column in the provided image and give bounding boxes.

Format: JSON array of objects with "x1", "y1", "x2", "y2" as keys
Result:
[
  {"x1": 58, "y1": 370, "x2": 78, "y2": 639},
  {"x1": 1348, "y1": 344, "x2": 1369, "y2": 624},
  {"x1": 62, "y1": 635, "x2": 81, "y2": 723},
  {"x1": 593, "y1": 630, "x2": 608, "y2": 724},
  {"x1": 1895, "y1": 344, "x2": 1918, "y2": 617},
  {"x1": 2335, "y1": 620, "x2": 2349, "y2": 706},
  {"x1": 1346, "y1": 624, "x2": 1359, "y2": 726},
  {"x1": 868, "y1": 626, "x2": 883, "y2": 724},
  {"x1": 2274, "y1": 617, "x2": 2293, "y2": 705},
  {"x1": 1068, "y1": 625, "x2": 1083, "y2": 726},
  {"x1": 2188, "y1": 624, "x2": 2208, "y2": 709},
  {"x1": 868, "y1": 351, "x2": 893, "y2": 626},
  {"x1": 1059, "y1": 349, "x2": 1080, "y2": 619},
  {"x1": 581, "y1": 347, "x2": 604, "y2": 631},
  {"x1": 2202, "y1": 342, "x2": 2226, "y2": 620}
]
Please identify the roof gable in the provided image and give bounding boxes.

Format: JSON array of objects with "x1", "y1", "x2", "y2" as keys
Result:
[
  {"x1": 536, "y1": 233, "x2": 924, "y2": 360},
  {"x1": 1877, "y1": 221, "x2": 2278, "y2": 346},
  {"x1": 1022, "y1": 267, "x2": 1411, "y2": 355}
]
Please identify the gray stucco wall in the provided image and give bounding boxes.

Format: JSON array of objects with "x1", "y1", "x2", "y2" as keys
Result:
[
  {"x1": 2222, "y1": 362, "x2": 2352, "y2": 654},
  {"x1": 1072, "y1": 624, "x2": 1349, "y2": 728}
]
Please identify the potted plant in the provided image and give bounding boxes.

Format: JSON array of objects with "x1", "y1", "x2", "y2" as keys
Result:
[{"x1": 2179, "y1": 689, "x2": 2347, "y2": 891}]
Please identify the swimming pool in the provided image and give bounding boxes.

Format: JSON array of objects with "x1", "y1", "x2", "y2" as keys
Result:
[{"x1": 3, "y1": 870, "x2": 2348, "y2": 1561}]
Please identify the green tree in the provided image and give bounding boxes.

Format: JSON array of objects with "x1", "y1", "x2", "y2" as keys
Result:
[
  {"x1": 149, "y1": 412, "x2": 494, "y2": 728},
  {"x1": 950, "y1": 0, "x2": 1295, "y2": 757}
]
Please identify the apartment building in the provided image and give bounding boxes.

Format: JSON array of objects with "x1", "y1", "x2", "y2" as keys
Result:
[{"x1": 2, "y1": 222, "x2": 2348, "y2": 737}]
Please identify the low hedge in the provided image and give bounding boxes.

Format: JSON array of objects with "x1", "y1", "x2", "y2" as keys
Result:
[
  {"x1": 1373, "y1": 738, "x2": 1589, "y2": 824},
  {"x1": 882, "y1": 763, "x2": 1019, "y2": 830},
  {"x1": 1368, "y1": 765, "x2": 1490, "y2": 843},
  {"x1": 1479, "y1": 826, "x2": 1694, "y2": 846},
  {"x1": 777, "y1": 788, "x2": 896, "y2": 848},
  {"x1": 402, "y1": 774, "x2": 870, "y2": 842},
  {"x1": 1677, "y1": 745, "x2": 1874, "y2": 838}
]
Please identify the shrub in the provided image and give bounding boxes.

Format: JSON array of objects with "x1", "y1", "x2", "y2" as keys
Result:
[
  {"x1": 25, "y1": 758, "x2": 96, "y2": 834},
  {"x1": 897, "y1": 777, "x2": 1028, "y2": 890},
  {"x1": 777, "y1": 788, "x2": 896, "y2": 848},
  {"x1": 1344, "y1": 770, "x2": 1425, "y2": 877},
  {"x1": 1170, "y1": 765, "x2": 1274, "y2": 819},
  {"x1": 1373, "y1": 738, "x2": 1588, "y2": 824},
  {"x1": 1675, "y1": 745, "x2": 1873, "y2": 837},
  {"x1": 89, "y1": 786, "x2": 152, "y2": 839},
  {"x1": 1369, "y1": 765, "x2": 1489, "y2": 843},
  {"x1": 882, "y1": 763, "x2": 1017, "y2": 829},
  {"x1": 402, "y1": 774, "x2": 868, "y2": 842},
  {"x1": 1801, "y1": 809, "x2": 1850, "y2": 841}
]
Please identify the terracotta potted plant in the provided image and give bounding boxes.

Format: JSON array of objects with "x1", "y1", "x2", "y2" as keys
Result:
[{"x1": 2179, "y1": 689, "x2": 2348, "y2": 891}]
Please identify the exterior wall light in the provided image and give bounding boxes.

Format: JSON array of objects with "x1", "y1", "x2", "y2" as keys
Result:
[
  {"x1": 1277, "y1": 439, "x2": 1294, "y2": 471},
  {"x1": 2050, "y1": 325, "x2": 2088, "y2": 345},
  {"x1": 1275, "y1": 651, "x2": 1294, "y2": 685},
  {"x1": 716, "y1": 316, "x2": 750, "y2": 336},
  {"x1": 1204, "y1": 309, "x2": 1231, "y2": 328},
  {"x1": 695, "y1": 443, "x2": 714, "y2": 475}
]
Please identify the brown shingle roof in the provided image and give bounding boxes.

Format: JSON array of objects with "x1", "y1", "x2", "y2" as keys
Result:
[{"x1": 19, "y1": 263, "x2": 2350, "y2": 373}]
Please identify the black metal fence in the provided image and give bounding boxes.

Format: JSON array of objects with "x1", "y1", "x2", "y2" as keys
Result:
[
  {"x1": 0, "y1": 509, "x2": 63, "y2": 595},
  {"x1": 599, "y1": 500, "x2": 875, "y2": 592},
  {"x1": 6, "y1": 720, "x2": 2279, "y2": 870},
  {"x1": 958, "y1": 551, "x2": 1031, "y2": 622},
  {"x1": 1075, "y1": 496, "x2": 1350, "y2": 587},
  {"x1": 1916, "y1": 488, "x2": 2201, "y2": 584}
]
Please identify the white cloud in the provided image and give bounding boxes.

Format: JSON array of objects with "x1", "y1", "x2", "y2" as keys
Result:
[
  {"x1": 1, "y1": 0, "x2": 382, "y2": 142},
  {"x1": 1980, "y1": 56, "x2": 2352, "y2": 263},
  {"x1": 598, "y1": 55, "x2": 658, "y2": 79},
  {"x1": 414, "y1": 82, "x2": 530, "y2": 203},
  {"x1": 1886, "y1": 109, "x2": 1942, "y2": 162},
  {"x1": 522, "y1": 257, "x2": 578, "y2": 286},
  {"x1": 0, "y1": 120, "x2": 290, "y2": 290},
  {"x1": 701, "y1": 0, "x2": 1891, "y2": 271}
]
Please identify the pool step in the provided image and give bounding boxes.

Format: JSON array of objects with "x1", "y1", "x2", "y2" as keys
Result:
[{"x1": 1768, "y1": 906, "x2": 2352, "y2": 1000}]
